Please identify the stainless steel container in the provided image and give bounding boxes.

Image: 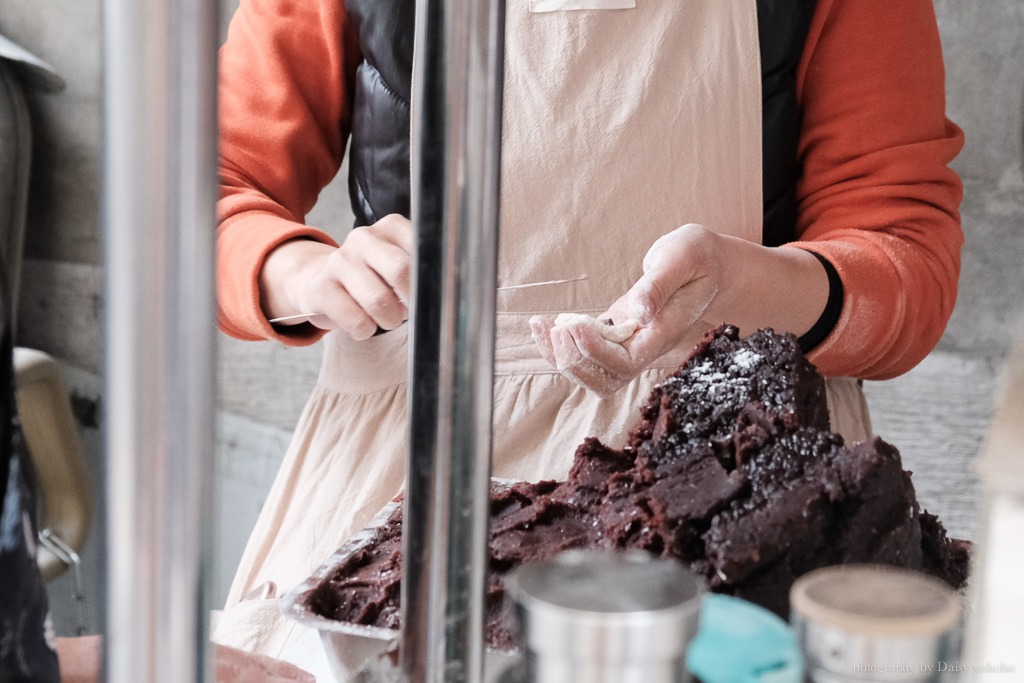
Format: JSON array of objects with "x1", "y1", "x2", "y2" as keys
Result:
[
  {"x1": 790, "y1": 565, "x2": 963, "y2": 683},
  {"x1": 504, "y1": 550, "x2": 704, "y2": 683}
]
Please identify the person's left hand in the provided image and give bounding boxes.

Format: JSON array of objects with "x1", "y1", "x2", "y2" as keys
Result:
[{"x1": 531, "y1": 224, "x2": 729, "y2": 396}]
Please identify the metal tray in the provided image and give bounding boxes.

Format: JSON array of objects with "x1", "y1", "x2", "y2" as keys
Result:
[{"x1": 280, "y1": 486, "x2": 519, "y2": 682}]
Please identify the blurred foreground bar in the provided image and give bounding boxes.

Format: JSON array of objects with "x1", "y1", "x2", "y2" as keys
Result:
[{"x1": 102, "y1": 0, "x2": 218, "y2": 680}]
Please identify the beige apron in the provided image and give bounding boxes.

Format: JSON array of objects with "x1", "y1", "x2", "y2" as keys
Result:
[{"x1": 215, "y1": 0, "x2": 871, "y2": 656}]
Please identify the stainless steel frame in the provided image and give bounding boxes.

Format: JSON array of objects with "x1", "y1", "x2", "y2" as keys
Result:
[
  {"x1": 403, "y1": 0, "x2": 507, "y2": 679},
  {"x1": 102, "y1": 0, "x2": 218, "y2": 679}
]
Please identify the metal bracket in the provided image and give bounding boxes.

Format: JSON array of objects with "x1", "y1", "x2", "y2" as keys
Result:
[{"x1": 39, "y1": 528, "x2": 89, "y2": 636}]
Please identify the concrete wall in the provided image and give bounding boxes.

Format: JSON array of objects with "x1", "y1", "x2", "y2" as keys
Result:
[{"x1": 0, "y1": 0, "x2": 1020, "y2": 634}]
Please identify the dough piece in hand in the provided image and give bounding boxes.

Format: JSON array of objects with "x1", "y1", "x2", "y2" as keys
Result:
[{"x1": 553, "y1": 313, "x2": 639, "y2": 344}]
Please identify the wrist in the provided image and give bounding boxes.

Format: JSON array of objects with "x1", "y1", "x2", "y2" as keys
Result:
[
  {"x1": 702, "y1": 237, "x2": 830, "y2": 338},
  {"x1": 699, "y1": 232, "x2": 748, "y2": 323},
  {"x1": 259, "y1": 238, "x2": 335, "y2": 320}
]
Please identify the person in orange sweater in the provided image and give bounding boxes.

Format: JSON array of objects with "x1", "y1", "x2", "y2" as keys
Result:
[{"x1": 215, "y1": 0, "x2": 963, "y2": 656}]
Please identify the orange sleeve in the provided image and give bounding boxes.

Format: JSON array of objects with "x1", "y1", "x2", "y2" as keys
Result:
[
  {"x1": 789, "y1": 0, "x2": 964, "y2": 379},
  {"x1": 216, "y1": 0, "x2": 361, "y2": 344}
]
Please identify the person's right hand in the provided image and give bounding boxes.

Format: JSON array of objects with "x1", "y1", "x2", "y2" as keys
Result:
[{"x1": 259, "y1": 214, "x2": 413, "y2": 340}]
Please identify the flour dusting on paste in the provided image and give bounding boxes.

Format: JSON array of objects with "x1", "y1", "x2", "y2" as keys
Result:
[{"x1": 554, "y1": 313, "x2": 639, "y2": 344}]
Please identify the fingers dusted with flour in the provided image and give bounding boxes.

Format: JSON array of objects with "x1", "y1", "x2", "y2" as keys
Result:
[
  {"x1": 531, "y1": 223, "x2": 835, "y2": 396},
  {"x1": 531, "y1": 224, "x2": 724, "y2": 396}
]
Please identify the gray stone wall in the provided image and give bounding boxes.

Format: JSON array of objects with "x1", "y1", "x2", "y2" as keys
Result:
[{"x1": 0, "y1": 0, "x2": 1020, "y2": 632}]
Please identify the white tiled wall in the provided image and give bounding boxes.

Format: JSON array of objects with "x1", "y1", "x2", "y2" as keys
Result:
[
  {"x1": 42, "y1": 372, "x2": 303, "y2": 630},
  {"x1": 214, "y1": 412, "x2": 295, "y2": 607}
]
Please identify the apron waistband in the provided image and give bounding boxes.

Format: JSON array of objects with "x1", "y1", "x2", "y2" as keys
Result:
[
  {"x1": 317, "y1": 311, "x2": 696, "y2": 395},
  {"x1": 315, "y1": 318, "x2": 872, "y2": 442}
]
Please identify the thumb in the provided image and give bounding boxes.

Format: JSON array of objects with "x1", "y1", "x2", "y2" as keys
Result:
[
  {"x1": 628, "y1": 224, "x2": 710, "y2": 325},
  {"x1": 626, "y1": 270, "x2": 678, "y2": 326}
]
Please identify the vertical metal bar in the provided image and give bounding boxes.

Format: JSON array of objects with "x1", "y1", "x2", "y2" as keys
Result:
[
  {"x1": 102, "y1": 0, "x2": 218, "y2": 679},
  {"x1": 402, "y1": 0, "x2": 506, "y2": 678}
]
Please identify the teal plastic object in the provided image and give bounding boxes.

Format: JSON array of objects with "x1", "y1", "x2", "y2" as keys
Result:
[{"x1": 687, "y1": 594, "x2": 803, "y2": 683}]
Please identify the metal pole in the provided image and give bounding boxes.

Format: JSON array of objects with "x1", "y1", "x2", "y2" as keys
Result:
[
  {"x1": 102, "y1": 0, "x2": 218, "y2": 679},
  {"x1": 402, "y1": 0, "x2": 506, "y2": 678}
]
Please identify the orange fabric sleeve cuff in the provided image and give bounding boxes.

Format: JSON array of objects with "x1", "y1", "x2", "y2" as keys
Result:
[
  {"x1": 791, "y1": 233, "x2": 956, "y2": 381},
  {"x1": 217, "y1": 211, "x2": 339, "y2": 345},
  {"x1": 789, "y1": 239, "x2": 880, "y2": 376}
]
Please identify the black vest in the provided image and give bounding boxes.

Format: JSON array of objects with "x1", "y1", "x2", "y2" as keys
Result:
[{"x1": 344, "y1": 0, "x2": 817, "y2": 247}]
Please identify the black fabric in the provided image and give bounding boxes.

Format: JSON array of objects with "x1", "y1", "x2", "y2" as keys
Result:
[
  {"x1": 757, "y1": 0, "x2": 818, "y2": 247},
  {"x1": 798, "y1": 251, "x2": 844, "y2": 353},
  {"x1": 344, "y1": 0, "x2": 415, "y2": 227},
  {"x1": 0, "y1": 257, "x2": 60, "y2": 682},
  {"x1": 342, "y1": 0, "x2": 818, "y2": 246}
]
